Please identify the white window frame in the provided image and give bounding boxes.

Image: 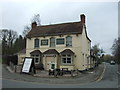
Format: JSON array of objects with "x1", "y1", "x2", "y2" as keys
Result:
[
  {"x1": 50, "y1": 37, "x2": 56, "y2": 47},
  {"x1": 34, "y1": 39, "x2": 39, "y2": 48},
  {"x1": 56, "y1": 38, "x2": 65, "y2": 45},
  {"x1": 31, "y1": 54, "x2": 40, "y2": 64},
  {"x1": 66, "y1": 36, "x2": 72, "y2": 47},
  {"x1": 41, "y1": 39, "x2": 48, "y2": 46},
  {"x1": 61, "y1": 55, "x2": 72, "y2": 65}
]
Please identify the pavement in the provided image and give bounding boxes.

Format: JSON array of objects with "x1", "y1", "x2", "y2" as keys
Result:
[{"x1": 2, "y1": 63, "x2": 105, "y2": 84}]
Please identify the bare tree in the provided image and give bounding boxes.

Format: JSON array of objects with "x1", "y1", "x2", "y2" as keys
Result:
[
  {"x1": 8, "y1": 30, "x2": 18, "y2": 47},
  {"x1": 111, "y1": 37, "x2": 120, "y2": 64},
  {"x1": 22, "y1": 14, "x2": 41, "y2": 37},
  {"x1": 0, "y1": 29, "x2": 18, "y2": 46},
  {"x1": 31, "y1": 14, "x2": 41, "y2": 26},
  {"x1": 22, "y1": 25, "x2": 31, "y2": 37},
  {"x1": 91, "y1": 44, "x2": 101, "y2": 57},
  {"x1": 111, "y1": 39, "x2": 118, "y2": 55},
  {"x1": 0, "y1": 29, "x2": 9, "y2": 41},
  {"x1": 91, "y1": 44, "x2": 105, "y2": 64},
  {"x1": 0, "y1": 29, "x2": 18, "y2": 57},
  {"x1": 0, "y1": 29, "x2": 9, "y2": 47},
  {"x1": 103, "y1": 54, "x2": 113, "y2": 63}
]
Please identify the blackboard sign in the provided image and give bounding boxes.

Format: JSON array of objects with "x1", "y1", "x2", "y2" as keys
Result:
[
  {"x1": 21, "y1": 57, "x2": 36, "y2": 74},
  {"x1": 22, "y1": 57, "x2": 32, "y2": 73}
]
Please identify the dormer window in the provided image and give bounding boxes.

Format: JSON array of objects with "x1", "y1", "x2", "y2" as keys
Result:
[
  {"x1": 66, "y1": 36, "x2": 72, "y2": 47},
  {"x1": 34, "y1": 39, "x2": 39, "y2": 48}
]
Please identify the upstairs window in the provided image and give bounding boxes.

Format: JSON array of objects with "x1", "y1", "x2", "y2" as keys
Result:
[
  {"x1": 41, "y1": 39, "x2": 48, "y2": 46},
  {"x1": 50, "y1": 37, "x2": 55, "y2": 47},
  {"x1": 34, "y1": 39, "x2": 39, "y2": 48},
  {"x1": 56, "y1": 38, "x2": 64, "y2": 45},
  {"x1": 66, "y1": 36, "x2": 72, "y2": 47}
]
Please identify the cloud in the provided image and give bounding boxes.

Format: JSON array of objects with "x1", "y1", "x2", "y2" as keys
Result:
[{"x1": 1, "y1": 1, "x2": 118, "y2": 54}]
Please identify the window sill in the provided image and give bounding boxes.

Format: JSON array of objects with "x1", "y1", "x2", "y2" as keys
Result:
[
  {"x1": 61, "y1": 64, "x2": 74, "y2": 66},
  {"x1": 66, "y1": 46, "x2": 72, "y2": 48},
  {"x1": 50, "y1": 46, "x2": 56, "y2": 48},
  {"x1": 34, "y1": 47, "x2": 39, "y2": 49},
  {"x1": 41, "y1": 45, "x2": 48, "y2": 46}
]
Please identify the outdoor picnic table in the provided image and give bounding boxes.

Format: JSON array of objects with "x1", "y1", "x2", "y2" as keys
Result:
[{"x1": 48, "y1": 68, "x2": 72, "y2": 76}]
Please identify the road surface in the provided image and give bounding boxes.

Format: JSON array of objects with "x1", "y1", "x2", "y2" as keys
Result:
[{"x1": 2, "y1": 63, "x2": 119, "y2": 88}]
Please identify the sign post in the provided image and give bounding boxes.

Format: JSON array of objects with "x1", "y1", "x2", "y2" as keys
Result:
[{"x1": 21, "y1": 57, "x2": 36, "y2": 74}]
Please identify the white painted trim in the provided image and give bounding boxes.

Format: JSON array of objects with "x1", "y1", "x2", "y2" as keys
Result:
[{"x1": 61, "y1": 55, "x2": 73, "y2": 65}]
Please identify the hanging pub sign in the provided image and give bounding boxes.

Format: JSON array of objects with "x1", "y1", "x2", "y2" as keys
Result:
[{"x1": 21, "y1": 57, "x2": 36, "y2": 74}]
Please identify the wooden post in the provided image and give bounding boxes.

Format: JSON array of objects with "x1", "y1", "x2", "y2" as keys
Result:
[
  {"x1": 14, "y1": 65, "x2": 17, "y2": 72},
  {"x1": 54, "y1": 69, "x2": 58, "y2": 78},
  {"x1": 71, "y1": 70, "x2": 73, "y2": 77},
  {"x1": 48, "y1": 69, "x2": 51, "y2": 75},
  {"x1": 77, "y1": 69, "x2": 79, "y2": 75}
]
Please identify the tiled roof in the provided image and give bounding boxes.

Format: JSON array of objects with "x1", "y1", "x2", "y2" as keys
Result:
[
  {"x1": 43, "y1": 49, "x2": 59, "y2": 54},
  {"x1": 30, "y1": 50, "x2": 42, "y2": 55},
  {"x1": 26, "y1": 22, "x2": 83, "y2": 38},
  {"x1": 60, "y1": 49, "x2": 75, "y2": 55}
]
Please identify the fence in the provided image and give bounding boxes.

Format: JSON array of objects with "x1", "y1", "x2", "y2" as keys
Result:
[
  {"x1": 6, "y1": 55, "x2": 19, "y2": 72},
  {"x1": 7, "y1": 55, "x2": 18, "y2": 65}
]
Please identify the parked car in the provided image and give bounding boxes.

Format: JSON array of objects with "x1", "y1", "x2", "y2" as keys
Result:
[{"x1": 110, "y1": 60, "x2": 115, "y2": 65}]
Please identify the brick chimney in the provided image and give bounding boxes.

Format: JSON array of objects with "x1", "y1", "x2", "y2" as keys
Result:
[
  {"x1": 31, "y1": 22, "x2": 37, "y2": 29},
  {"x1": 80, "y1": 14, "x2": 85, "y2": 24}
]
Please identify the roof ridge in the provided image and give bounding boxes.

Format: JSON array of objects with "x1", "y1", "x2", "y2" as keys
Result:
[
  {"x1": 37, "y1": 21, "x2": 81, "y2": 27},
  {"x1": 27, "y1": 21, "x2": 83, "y2": 38}
]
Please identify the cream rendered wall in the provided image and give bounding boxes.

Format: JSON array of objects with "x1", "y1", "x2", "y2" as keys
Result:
[
  {"x1": 26, "y1": 38, "x2": 34, "y2": 57},
  {"x1": 17, "y1": 53, "x2": 26, "y2": 65},
  {"x1": 26, "y1": 35, "x2": 82, "y2": 54},
  {"x1": 26, "y1": 29, "x2": 90, "y2": 70},
  {"x1": 81, "y1": 25, "x2": 91, "y2": 70},
  {"x1": 43, "y1": 56, "x2": 57, "y2": 70},
  {"x1": 26, "y1": 34, "x2": 84, "y2": 70}
]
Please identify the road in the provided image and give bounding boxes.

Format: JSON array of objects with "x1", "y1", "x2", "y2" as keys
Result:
[{"x1": 2, "y1": 63, "x2": 119, "y2": 88}]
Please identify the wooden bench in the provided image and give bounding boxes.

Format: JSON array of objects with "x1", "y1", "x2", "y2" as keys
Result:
[{"x1": 62, "y1": 68, "x2": 71, "y2": 74}]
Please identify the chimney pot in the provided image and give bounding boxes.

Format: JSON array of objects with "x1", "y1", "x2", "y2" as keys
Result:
[
  {"x1": 80, "y1": 14, "x2": 85, "y2": 24},
  {"x1": 31, "y1": 22, "x2": 37, "y2": 29}
]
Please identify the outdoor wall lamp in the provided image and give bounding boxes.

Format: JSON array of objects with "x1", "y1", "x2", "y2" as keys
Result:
[{"x1": 74, "y1": 55, "x2": 76, "y2": 57}]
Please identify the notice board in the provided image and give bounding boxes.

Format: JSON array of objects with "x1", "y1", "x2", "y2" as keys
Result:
[{"x1": 21, "y1": 57, "x2": 33, "y2": 73}]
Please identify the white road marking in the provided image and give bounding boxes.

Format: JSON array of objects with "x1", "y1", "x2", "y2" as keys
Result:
[{"x1": 96, "y1": 63, "x2": 106, "y2": 82}]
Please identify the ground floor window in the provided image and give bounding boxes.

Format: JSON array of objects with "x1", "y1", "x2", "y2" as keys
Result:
[
  {"x1": 31, "y1": 54, "x2": 40, "y2": 64},
  {"x1": 61, "y1": 55, "x2": 72, "y2": 64}
]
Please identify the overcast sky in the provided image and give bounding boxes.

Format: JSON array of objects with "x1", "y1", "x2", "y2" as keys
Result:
[{"x1": 0, "y1": 0, "x2": 118, "y2": 55}]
